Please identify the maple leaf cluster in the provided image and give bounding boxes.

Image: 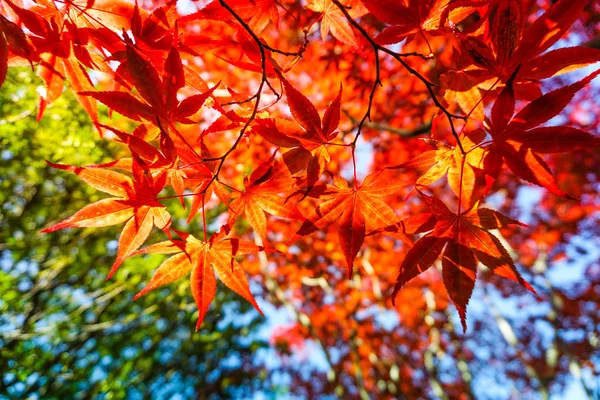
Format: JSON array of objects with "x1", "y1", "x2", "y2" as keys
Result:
[{"x1": 1, "y1": 0, "x2": 599, "y2": 336}]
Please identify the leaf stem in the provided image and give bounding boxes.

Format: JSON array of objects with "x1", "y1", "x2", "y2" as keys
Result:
[{"x1": 202, "y1": 195, "x2": 207, "y2": 242}]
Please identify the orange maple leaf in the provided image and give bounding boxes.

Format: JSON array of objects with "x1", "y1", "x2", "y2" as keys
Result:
[
  {"x1": 133, "y1": 227, "x2": 264, "y2": 329},
  {"x1": 223, "y1": 155, "x2": 304, "y2": 242},
  {"x1": 395, "y1": 130, "x2": 487, "y2": 210},
  {"x1": 289, "y1": 170, "x2": 405, "y2": 277},
  {"x1": 42, "y1": 159, "x2": 171, "y2": 277},
  {"x1": 307, "y1": 0, "x2": 367, "y2": 48}
]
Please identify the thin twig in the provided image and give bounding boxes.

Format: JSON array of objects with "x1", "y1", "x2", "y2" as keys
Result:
[{"x1": 330, "y1": 0, "x2": 466, "y2": 154}]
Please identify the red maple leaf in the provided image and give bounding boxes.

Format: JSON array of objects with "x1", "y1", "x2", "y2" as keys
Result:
[
  {"x1": 132, "y1": 227, "x2": 264, "y2": 329},
  {"x1": 484, "y1": 69, "x2": 600, "y2": 197},
  {"x1": 81, "y1": 35, "x2": 218, "y2": 126},
  {"x1": 222, "y1": 154, "x2": 304, "y2": 242},
  {"x1": 254, "y1": 78, "x2": 343, "y2": 192},
  {"x1": 289, "y1": 170, "x2": 406, "y2": 277},
  {"x1": 393, "y1": 191, "x2": 535, "y2": 331},
  {"x1": 362, "y1": 0, "x2": 450, "y2": 45},
  {"x1": 448, "y1": 0, "x2": 600, "y2": 100}
]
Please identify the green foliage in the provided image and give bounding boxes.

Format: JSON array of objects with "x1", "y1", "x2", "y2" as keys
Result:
[{"x1": 0, "y1": 69, "x2": 269, "y2": 399}]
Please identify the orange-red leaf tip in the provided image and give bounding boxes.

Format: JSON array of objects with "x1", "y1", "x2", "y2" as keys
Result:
[
  {"x1": 106, "y1": 260, "x2": 122, "y2": 280},
  {"x1": 45, "y1": 160, "x2": 67, "y2": 169},
  {"x1": 94, "y1": 123, "x2": 103, "y2": 137},
  {"x1": 390, "y1": 287, "x2": 399, "y2": 306},
  {"x1": 255, "y1": 304, "x2": 265, "y2": 317},
  {"x1": 41, "y1": 221, "x2": 68, "y2": 233},
  {"x1": 285, "y1": 234, "x2": 302, "y2": 246},
  {"x1": 523, "y1": 279, "x2": 537, "y2": 296},
  {"x1": 195, "y1": 312, "x2": 207, "y2": 331},
  {"x1": 132, "y1": 291, "x2": 145, "y2": 300},
  {"x1": 459, "y1": 309, "x2": 468, "y2": 333},
  {"x1": 40, "y1": 223, "x2": 57, "y2": 233}
]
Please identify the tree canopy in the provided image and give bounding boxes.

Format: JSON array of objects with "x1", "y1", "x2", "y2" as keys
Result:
[{"x1": 1, "y1": 0, "x2": 599, "y2": 398}]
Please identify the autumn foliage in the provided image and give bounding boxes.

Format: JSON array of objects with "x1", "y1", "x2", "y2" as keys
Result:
[{"x1": 2, "y1": 0, "x2": 599, "y2": 350}]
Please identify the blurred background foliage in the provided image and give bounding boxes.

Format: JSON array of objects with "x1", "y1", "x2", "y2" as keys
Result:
[
  {"x1": 0, "y1": 69, "x2": 272, "y2": 399},
  {"x1": 1, "y1": 63, "x2": 599, "y2": 400}
]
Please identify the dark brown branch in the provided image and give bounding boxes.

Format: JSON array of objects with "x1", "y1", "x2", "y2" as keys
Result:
[
  {"x1": 342, "y1": 109, "x2": 432, "y2": 137},
  {"x1": 201, "y1": 0, "x2": 273, "y2": 188},
  {"x1": 330, "y1": 0, "x2": 466, "y2": 154}
]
